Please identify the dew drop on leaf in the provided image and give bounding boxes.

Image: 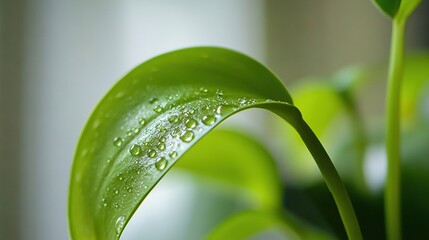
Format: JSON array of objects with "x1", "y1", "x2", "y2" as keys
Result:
[
  {"x1": 148, "y1": 97, "x2": 158, "y2": 104},
  {"x1": 215, "y1": 105, "x2": 236, "y2": 116},
  {"x1": 153, "y1": 105, "x2": 163, "y2": 113},
  {"x1": 169, "y1": 151, "x2": 178, "y2": 159},
  {"x1": 139, "y1": 118, "x2": 146, "y2": 125},
  {"x1": 180, "y1": 130, "x2": 194, "y2": 142},
  {"x1": 129, "y1": 144, "x2": 141, "y2": 156},
  {"x1": 168, "y1": 115, "x2": 179, "y2": 124},
  {"x1": 200, "y1": 87, "x2": 208, "y2": 93},
  {"x1": 132, "y1": 127, "x2": 140, "y2": 134},
  {"x1": 185, "y1": 118, "x2": 198, "y2": 129},
  {"x1": 115, "y1": 216, "x2": 125, "y2": 235},
  {"x1": 216, "y1": 89, "x2": 224, "y2": 99},
  {"x1": 157, "y1": 142, "x2": 165, "y2": 151},
  {"x1": 113, "y1": 137, "x2": 124, "y2": 147},
  {"x1": 155, "y1": 157, "x2": 167, "y2": 171},
  {"x1": 202, "y1": 115, "x2": 216, "y2": 126},
  {"x1": 147, "y1": 149, "x2": 157, "y2": 158}
]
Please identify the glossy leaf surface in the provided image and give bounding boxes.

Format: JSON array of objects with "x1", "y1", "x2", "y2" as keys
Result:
[{"x1": 68, "y1": 47, "x2": 297, "y2": 239}]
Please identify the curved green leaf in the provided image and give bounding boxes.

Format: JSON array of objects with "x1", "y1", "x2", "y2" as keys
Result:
[
  {"x1": 177, "y1": 129, "x2": 282, "y2": 210},
  {"x1": 207, "y1": 210, "x2": 333, "y2": 240},
  {"x1": 68, "y1": 47, "x2": 361, "y2": 240}
]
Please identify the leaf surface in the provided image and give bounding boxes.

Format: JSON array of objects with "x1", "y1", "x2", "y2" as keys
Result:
[{"x1": 68, "y1": 47, "x2": 298, "y2": 239}]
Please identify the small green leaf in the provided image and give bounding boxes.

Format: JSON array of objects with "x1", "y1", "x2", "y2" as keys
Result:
[
  {"x1": 371, "y1": 0, "x2": 401, "y2": 18},
  {"x1": 207, "y1": 210, "x2": 333, "y2": 240},
  {"x1": 177, "y1": 129, "x2": 282, "y2": 210},
  {"x1": 68, "y1": 47, "x2": 295, "y2": 239}
]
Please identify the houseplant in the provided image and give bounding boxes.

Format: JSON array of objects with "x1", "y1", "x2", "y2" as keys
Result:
[{"x1": 68, "y1": 0, "x2": 426, "y2": 239}]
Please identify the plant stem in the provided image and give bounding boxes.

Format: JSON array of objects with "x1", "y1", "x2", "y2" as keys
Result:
[
  {"x1": 385, "y1": 19, "x2": 405, "y2": 240},
  {"x1": 293, "y1": 117, "x2": 363, "y2": 240},
  {"x1": 268, "y1": 102, "x2": 363, "y2": 239},
  {"x1": 269, "y1": 103, "x2": 363, "y2": 239}
]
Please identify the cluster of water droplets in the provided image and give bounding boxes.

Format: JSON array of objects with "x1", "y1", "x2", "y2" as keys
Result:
[{"x1": 104, "y1": 87, "x2": 263, "y2": 235}]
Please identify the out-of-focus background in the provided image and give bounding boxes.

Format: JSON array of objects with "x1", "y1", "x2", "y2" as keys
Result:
[{"x1": 1, "y1": 0, "x2": 428, "y2": 239}]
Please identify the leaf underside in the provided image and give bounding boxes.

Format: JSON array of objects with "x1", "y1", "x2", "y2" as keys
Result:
[{"x1": 68, "y1": 47, "x2": 301, "y2": 239}]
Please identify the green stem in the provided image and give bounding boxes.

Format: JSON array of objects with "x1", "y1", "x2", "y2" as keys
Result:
[
  {"x1": 293, "y1": 116, "x2": 363, "y2": 240},
  {"x1": 385, "y1": 19, "x2": 405, "y2": 240},
  {"x1": 269, "y1": 104, "x2": 363, "y2": 240}
]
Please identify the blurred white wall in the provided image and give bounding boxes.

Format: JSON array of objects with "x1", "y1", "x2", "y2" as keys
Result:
[{"x1": 19, "y1": 1, "x2": 265, "y2": 239}]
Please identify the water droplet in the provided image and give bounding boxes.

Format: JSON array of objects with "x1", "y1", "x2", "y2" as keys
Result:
[
  {"x1": 103, "y1": 203, "x2": 108, "y2": 207},
  {"x1": 115, "y1": 216, "x2": 125, "y2": 235},
  {"x1": 180, "y1": 131, "x2": 194, "y2": 142},
  {"x1": 107, "y1": 159, "x2": 112, "y2": 164},
  {"x1": 114, "y1": 189, "x2": 119, "y2": 194},
  {"x1": 139, "y1": 118, "x2": 146, "y2": 125},
  {"x1": 169, "y1": 151, "x2": 178, "y2": 159},
  {"x1": 159, "y1": 136, "x2": 166, "y2": 143},
  {"x1": 200, "y1": 87, "x2": 208, "y2": 93},
  {"x1": 132, "y1": 127, "x2": 140, "y2": 134},
  {"x1": 157, "y1": 125, "x2": 166, "y2": 132},
  {"x1": 155, "y1": 157, "x2": 167, "y2": 171},
  {"x1": 153, "y1": 105, "x2": 163, "y2": 113},
  {"x1": 126, "y1": 130, "x2": 134, "y2": 136},
  {"x1": 113, "y1": 137, "x2": 124, "y2": 147},
  {"x1": 185, "y1": 118, "x2": 197, "y2": 129},
  {"x1": 238, "y1": 98, "x2": 247, "y2": 104},
  {"x1": 149, "y1": 97, "x2": 158, "y2": 104},
  {"x1": 157, "y1": 142, "x2": 165, "y2": 151},
  {"x1": 170, "y1": 129, "x2": 180, "y2": 138},
  {"x1": 215, "y1": 105, "x2": 235, "y2": 116},
  {"x1": 216, "y1": 90, "x2": 224, "y2": 99},
  {"x1": 148, "y1": 149, "x2": 157, "y2": 158},
  {"x1": 202, "y1": 115, "x2": 216, "y2": 126},
  {"x1": 168, "y1": 115, "x2": 179, "y2": 124},
  {"x1": 129, "y1": 144, "x2": 141, "y2": 156}
]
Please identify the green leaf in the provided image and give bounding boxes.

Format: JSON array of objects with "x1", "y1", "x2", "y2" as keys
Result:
[
  {"x1": 207, "y1": 210, "x2": 333, "y2": 240},
  {"x1": 69, "y1": 47, "x2": 361, "y2": 240},
  {"x1": 370, "y1": 0, "x2": 401, "y2": 18},
  {"x1": 68, "y1": 47, "x2": 295, "y2": 239},
  {"x1": 176, "y1": 129, "x2": 282, "y2": 210}
]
